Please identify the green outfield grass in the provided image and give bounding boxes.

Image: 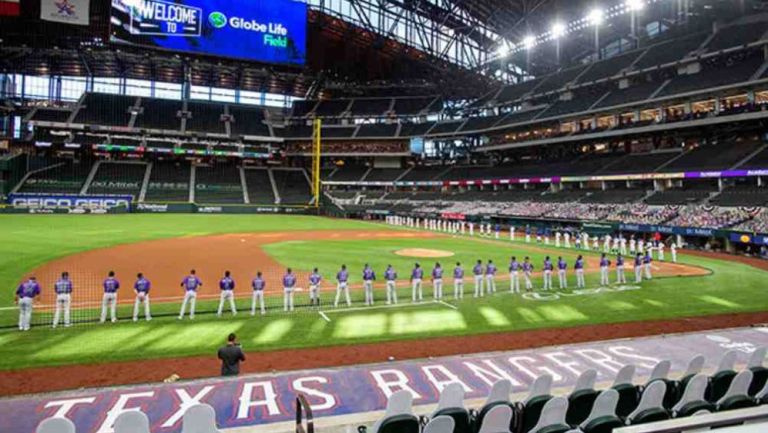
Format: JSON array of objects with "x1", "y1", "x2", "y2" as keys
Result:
[{"x1": 0, "y1": 214, "x2": 767, "y2": 372}]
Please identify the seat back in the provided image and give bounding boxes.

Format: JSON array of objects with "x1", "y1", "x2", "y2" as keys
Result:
[
  {"x1": 612, "y1": 383, "x2": 640, "y2": 419},
  {"x1": 716, "y1": 370, "x2": 753, "y2": 406},
  {"x1": 628, "y1": 408, "x2": 670, "y2": 425},
  {"x1": 748, "y1": 347, "x2": 766, "y2": 369},
  {"x1": 36, "y1": 417, "x2": 76, "y2": 433},
  {"x1": 566, "y1": 389, "x2": 599, "y2": 426},
  {"x1": 572, "y1": 369, "x2": 597, "y2": 393},
  {"x1": 673, "y1": 374, "x2": 708, "y2": 413},
  {"x1": 486, "y1": 380, "x2": 512, "y2": 406},
  {"x1": 182, "y1": 404, "x2": 219, "y2": 433},
  {"x1": 682, "y1": 355, "x2": 706, "y2": 378},
  {"x1": 748, "y1": 346, "x2": 768, "y2": 396},
  {"x1": 115, "y1": 411, "x2": 151, "y2": 433},
  {"x1": 580, "y1": 389, "x2": 619, "y2": 429},
  {"x1": 433, "y1": 407, "x2": 471, "y2": 433},
  {"x1": 582, "y1": 415, "x2": 624, "y2": 433},
  {"x1": 715, "y1": 350, "x2": 738, "y2": 374},
  {"x1": 627, "y1": 380, "x2": 666, "y2": 423},
  {"x1": 478, "y1": 405, "x2": 512, "y2": 433},
  {"x1": 522, "y1": 395, "x2": 552, "y2": 433},
  {"x1": 423, "y1": 415, "x2": 455, "y2": 433},
  {"x1": 436, "y1": 383, "x2": 466, "y2": 412},
  {"x1": 525, "y1": 374, "x2": 553, "y2": 404},
  {"x1": 612, "y1": 365, "x2": 636, "y2": 387},
  {"x1": 372, "y1": 390, "x2": 414, "y2": 433},
  {"x1": 706, "y1": 370, "x2": 737, "y2": 403},
  {"x1": 378, "y1": 414, "x2": 420, "y2": 433},
  {"x1": 529, "y1": 396, "x2": 568, "y2": 433},
  {"x1": 648, "y1": 360, "x2": 671, "y2": 382}
]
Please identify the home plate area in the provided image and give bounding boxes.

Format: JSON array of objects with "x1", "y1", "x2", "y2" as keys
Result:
[{"x1": 2, "y1": 327, "x2": 767, "y2": 433}]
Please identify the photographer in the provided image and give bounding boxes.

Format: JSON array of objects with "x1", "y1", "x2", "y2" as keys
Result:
[{"x1": 217, "y1": 333, "x2": 246, "y2": 376}]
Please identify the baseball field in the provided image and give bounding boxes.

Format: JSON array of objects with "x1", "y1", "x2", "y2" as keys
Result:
[{"x1": 1, "y1": 213, "x2": 768, "y2": 396}]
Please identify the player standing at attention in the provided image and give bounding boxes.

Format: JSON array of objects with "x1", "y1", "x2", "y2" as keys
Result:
[
  {"x1": 16, "y1": 276, "x2": 41, "y2": 331},
  {"x1": 309, "y1": 268, "x2": 322, "y2": 307},
  {"x1": 557, "y1": 257, "x2": 568, "y2": 289},
  {"x1": 564, "y1": 231, "x2": 571, "y2": 249},
  {"x1": 472, "y1": 259, "x2": 484, "y2": 297},
  {"x1": 384, "y1": 265, "x2": 398, "y2": 304},
  {"x1": 620, "y1": 236, "x2": 628, "y2": 256},
  {"x1": 431, "y1": 262, "x2": 444, "y2": 300},
  {"x1": 616, "y1": 254, "x2": 626, "y2": 284},
  {"x1": 362, "y1": 264, "x2": 376, "y2": 306},
  {"x1": 453, "y1": 262, "x2": 464, "y2": 299},
  {"x1": 575, "y1": 233, "x2": 582, "y2": 250},
  {"x1": 251, "y1": 271, "x2": 266, "y2": 315},
  {"x1": 555, "y1": 231, "x2": 561, "y2": 248},
  {"x1": 634, "y1": 253, "x2": 643, "y2": 283},
  {"x1": 658, "y1": 242, "x2": 665, "y2": 261},
  {"x1": 522, "y1": 257, "x2": 534, "y2": 291},
  {"x1": 283, "y1": 268, "x2": 297, "y2": 312},
  {"x1": 132, "y1": 272, "x2": 152, "y2": 322},
  {"x1": 217, "y1": 271, "x2": 237, "y2": 317},
  {"x1": 411, "y1": 263, "x2": 424, "y2": 302},
  {"x1": 592, "y1": 236, "x2": 600, "y2": 251},
  {"x1": 100, "y1": 271, "x2": 120, "y2": 323},
  {"x1": 638, "y1": 238, "x2": 645, "y2": 256},
  {"x1": 630, "y1": 236, "x2": 637, "y2": 255},
  {"x1": 599, "y1": 253, "x2": 611, "y2": 286},
  {"x1": 575, "y1": 255, "x2": 586, "y2": 288},
  {"x1": 52, "y1": 271, "x2": 73, "y2": 328},
  {"x1": 525, "y1": 225, "x2": 531, "y2": 243},
  {"x1": 671, "y1": 243, "x2": 678, "y2": 263},
  {"x1": 643, "y1": 251, "x2": 653, "y2": 280},
  {"x1": 334, "y1": 265, "x2": 351, "y2": 307},
  {"x1": 509, "y1": 256, "x2": 520, "y2": 293},
  {"x1": 179, "y1": 269, "x2": 202, "y2": 320},
  {"x1": 542, "y1": 256, "x2": 553, "y2": 290},
  {"x1": 485, "y1": 260, "x2": 497, "y2": 294}
]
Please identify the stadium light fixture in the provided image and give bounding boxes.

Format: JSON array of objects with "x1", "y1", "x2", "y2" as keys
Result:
[
  {"x1": 587, "y1": 8, "x2": 604, "y2": 26},
  {"x1": 523, "y1": 35, "x2": 536, "y2": 49},
  {"x1": 626, "y1": 0, "x2": 645, "y2": 11},
  {"x1": 551, "y1": 22, "x2": 567, "y2": 39},
  {"x1": 495, "y1": 42, "x2": 511, "y2": 58}
]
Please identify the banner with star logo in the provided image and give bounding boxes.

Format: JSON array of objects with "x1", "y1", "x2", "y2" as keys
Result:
[{"x1": 41, "y1": 0, "x2": 89, "y2": 25}]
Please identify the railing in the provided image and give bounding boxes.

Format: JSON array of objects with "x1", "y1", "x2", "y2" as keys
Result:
[{"x1": 296, "y1": 394, "x2": 314, "y2": 433}]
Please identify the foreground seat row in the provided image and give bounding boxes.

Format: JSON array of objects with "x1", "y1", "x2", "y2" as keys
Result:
[{"x1": 361, "y1": 347, "x2": 768, "y2": 433}]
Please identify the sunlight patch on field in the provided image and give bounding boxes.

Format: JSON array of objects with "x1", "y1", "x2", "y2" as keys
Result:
[
  {"x1": 33, "y1": 326, "x2": 147, "y2": 359},
  {"x1": 517, "y1": 307, "x2": 545, "y2": 323},
  {"x1": 643, "y1": 299, "x2": 667, "y2": 307},
  {"x1": 252, "y1": 319, "x2": 293, "y2": 344},
  {"x1": 479, "y1": 306, "x2": 511, "y2": 326},
  {"x1": 389, "y1": 310, "x2": 466, "y2": 334},
  {"x1": 537, "y1": 305, "x2": 589, "y2": 322},
  {"x1": 333, "y1": 314, "x2": 388, "y2": 338},
  {"x1": 697, "y1": 295, "x2": 741, "y2": 308},
  {"x1": 606, "y1": 300, "x2": 639, "y2": 311},
  {"x1": 149, "y1": 321, "x2": 241, "y2": 350}
]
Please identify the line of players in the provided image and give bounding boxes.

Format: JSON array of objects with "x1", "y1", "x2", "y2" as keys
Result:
[{"x1": 14, "y1": 250, "x2": 654, "y2": 331}]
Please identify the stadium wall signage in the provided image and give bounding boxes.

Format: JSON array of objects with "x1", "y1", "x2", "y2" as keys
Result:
[
  {"x1": 1, "y1": 328, "x2": 764, "y2": 433},
  {"x1": 7, "y1": 194, "x2": 133, "y2": 210}
]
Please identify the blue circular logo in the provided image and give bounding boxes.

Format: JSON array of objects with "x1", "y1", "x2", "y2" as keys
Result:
[{"x1": 208, "y1": 11, "x2": 227, "y2": 29}]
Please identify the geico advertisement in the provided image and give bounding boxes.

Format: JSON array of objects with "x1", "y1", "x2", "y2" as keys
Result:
[
  {"x1": 9, "y1": 194, "x2": 132, "y2": 209},
  {"x1": 110, "y1": 0, "x2": 306, "y2": 65}
]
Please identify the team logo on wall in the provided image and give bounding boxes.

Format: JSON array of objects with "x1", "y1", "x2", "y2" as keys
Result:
[{"x1": 40, "y1": 0, "x2": 89, "y2": 25}]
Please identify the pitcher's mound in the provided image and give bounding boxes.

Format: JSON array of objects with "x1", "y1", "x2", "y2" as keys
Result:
[{"x1": 394, "y1": 248, "x2": 455, "y2": 258}]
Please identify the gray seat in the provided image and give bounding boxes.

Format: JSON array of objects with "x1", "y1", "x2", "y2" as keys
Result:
[
  {"x1": 612, "y1": 364, "x2": 640, "y2": 419},
  {"x1": 672, "y1": 374, "x2": 714, "y2": 417},
  {"x1": 474, "y1": 380, "x2": 514, "y2": 433},
  {"x1": 626, "y1": 380, "x2": 669, "y2": 425},
  {"x1": 717, "y1": 370, "x2": 757, "y2": 412},
  {"x1": 579, "y1": 389, "x2": 623, "y2": 433},
  {"x1": 370, "y1": 390, "x2": 419, "y2": 433},
  {"x1": 647, "y1": 360, "x2": 678, "y2": 410},
  {"x1": 529, "y1": 396, "x2": 569, "y2": 433},
  {"x1": 522, "y1": 375, "x2": 554, "y2": 433},
  {"x1": 432, "y1": 383, "x2": 470, "y2": 433},
  {"x1": 678, "y1": 355, "x2": 706, "y2": 393},
  {"x1": 747, "y1": 347, "x2": 767, "y2": 396},
  {"x1": 182, "y1": 404, "x2": 220, "y2": 433},
  {"x1": 36, "y1": 417, "x2": 76, "y2": 433},
  {"x1": 707, "y1": 350, "x2": 738, "y2": 403},
  {"x1": 567, "y1": 369, "x2": 599, "y2": 426},
  {"x1": 478, "y1": 405, "x2": 512, "y2": 433},
  {"x1": 423, "y1": 416, "x2": 455, "y2": 433},
  {"x1": 115, "y1": 411, "x2": 150, "y2": 433}
]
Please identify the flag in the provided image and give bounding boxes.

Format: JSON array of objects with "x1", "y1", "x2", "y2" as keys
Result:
[
  {"x1": 0, "y1": 0, "x2": 20, "y2": 16},
  {"x1": 40, "y1": 0, "x2": 89, "y2": 25}
]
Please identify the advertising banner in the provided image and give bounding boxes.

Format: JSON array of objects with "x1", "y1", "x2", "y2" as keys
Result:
[
  {"x1": 41, "y1": 0, "x2": 89, "y2": 25},
  {"x1": 8, "y1": 194, "x2": 133, "y2": 210},
  {"x1": 110, "y1": 0, "x2": 306, "y2": 66}
]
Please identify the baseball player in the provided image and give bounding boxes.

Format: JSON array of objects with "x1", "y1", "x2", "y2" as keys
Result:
[
  {"x1": 643, "y1": 252, "x2": 653, "y2": 280},
  {"x1": 599, "y1": 253, "x2": 611, "y2": 286},
  {"x1": 543, "y1": 229, "x2": 550, "y2": 245},
  {"x1": 52, "y1": 272, "x2": 73, "y2": 328},
  {"x1": 629, "y1": 236, "x2": 637, "y2": 255},
  {"x1": 522, "y1": 257, "x2": 534, "y2": 291},
  {"x1": 494, "y1": 224, "x2": 501, "y2": 239},
  {"x1": 384, "y1": 265, "x2": 398, "y2": 304},
  {"x1": 557, "y1": 257, "x2": 568, "y2": 289},
  {"x1": 634, "y1": 253, "x2": 643, "y2": 283},
  {"x1": 638, "y1": 238, "x2": 645, "y2": 256},
  {"x1": 431, "y1": 263, "x2": 444, "y2": 300},
  {"x1": 509, "y1": 225, "x2": 515, "y2": 241},
  {"x1": 671, "y1": 243, "x2": 678, "y2": 263},
  {"x1": 216, "y1": 271, "x2": 237, "y2": 317},
  {"x1": 555, "y1": 231, "x2": 561, "y2": 248},
  {"x1": 564, "y1": 231, "x2": 571, "y2": 248},
  {"x1": 251, "y1": 271, "x2": 266, "y2": 315},
  {"x1": 525, "y1": 225, "x2": 531, "y2": 243},
  {"x1": 453, "y1": 262, "x2": 464, "y2": 299},
  {"x1": 485, "y1": 260, "x2": 497, "y2": 294},
  {"x1": 535, "y1": 228, "x2": 542, "y2": 244},
  {"x1": 362, "y1": 264, "x2": 376, "y2": 306},
  {"x1": 283, "y1": 268, "x2": 297, "y2": 312},
  {"x1": 132, "y1": 272, "x2": 151, "y2": 322},
  {"x1": 542, "y1": 256, "x2": 553, "y2": 290},
  {"x1": 309, "y1": 268, "x2": 322, "y2": 307},
  {"x1": 179, "y1": 269, "x2": 202, "y2": 320},
  {"x1": 472, "y1": 260, "x2": 484, "y2": 297},
  {"x1": 592, "y1": 237, "x2": 600, "y2": 251},
  {"x1": 16, "y1": 276, "x2": 41, "y2": 331},
  {"x1": 575, "y1": 233, "x2": 582, "y2": 250},
  {"x1": 620, "y1": 236, "x2": 628, "y2": 256},
  {"x1": 334, "y1": 265, "x2": 351, "y2": 307},
  {"x1": 581, "y1": 232, "x2": 588, "y2": 250},
  {"x1": 411, "y1": 263, "x2": 424, "y2": 302},
  {"x1": 612, "y1": 236, "x2": 619, "y2": 254},
  {"x1": 658, "y1": 242, "x2": 665, "y2": 262},
  {"x1": 574, "y1": 255, "x2": 586, "y2": 288},
  {"x1": 509, "y1": 256, "x2": 521, "y2": 293},
  {"x1": 616, "y1": 254, "x2": 626, "y2": 284},
  {"x1": 100, "y1": 271, "x2": 120, "y2": 323}
]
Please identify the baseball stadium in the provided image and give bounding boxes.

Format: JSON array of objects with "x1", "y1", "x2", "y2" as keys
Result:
[{"x1": 3, "y1": 0, "x2": 768, "y2": 433}]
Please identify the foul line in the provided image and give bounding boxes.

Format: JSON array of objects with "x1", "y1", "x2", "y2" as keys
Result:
[
  {"x1": 318, "y1": 311, "x2": 331, "y2": 322},
  {"x1": 317, "y1": 300, "x2": 457, "y2": 322}
]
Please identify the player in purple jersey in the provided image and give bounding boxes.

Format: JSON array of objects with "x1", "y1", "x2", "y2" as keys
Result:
[
  {"x1": 453, "y1": 262, "x2": 464, "y2": 299},
  {"x1": 411, "y1": 263, "x2": 424, "y2": 302},
  {"x1": 616, "y1": 254, "x2": 626, "y2": 284},
  {"x1": 362, "y1": 264, "x2": 376, "y2": 306},
  {"x1": 599, "y1": 253, "x2": 611, "y2": 286},
  {"x1": 542, "y1": 256, "x2": 553, "y2": 290},
  {"x1": 132, "y1": 272, "x2": 152, "y2": 322},
  {"x1": 251, "y1": 271, "x2": 266, "y2": 315},
  {"x1": 522, "y1": 257, "x2": 534, "y2": 291},
  {"x1": 16, "y1": 276, "x2": 41, "y2": 331},
  {"x1": 384, "y1": 265, "x2": 398, "y2": 304},
  {"x1": 335, "y1": 265, "x2": 351, "y2": 308},
  {"x1": 432, "y1": 263, "x2": 444, "y2": 300},
  {"x1": 574, "y1": 255, "x2": 586, "y2": 288},
  {"x1": 509, "y1": 257, "x2": 521, "y2": 294},
  {"x1": 472, "y1": 260, "x2": 484, "y2": 297},
  {"x1": 557, "y1": 257, "x2": 568, "y2": 289},
  {"x1": 283, "y1": 268, "x2": 297, "y2": 312},
  {"x1": 179, "y1": 269, "x2": 202, "y2": 320},
  {"x1": 217, "y1": 270, "x2": 237, "y2": 317},
  {"x1": 52, "y1": 271, "x2": 73, "y2": 328},
  {"x1": 634, "y1": 253, "x2": 643, "y2": 283},
  {"x1": 309, "y1": 268, "x2": 322, "y2": 307},
  {"x1": 100, "y1": 271, "x2": 120, "y2": 324},
  {"x1": 485, "y1": 260, "x2": 497, "y2": 294},
  {"x1": 643, "y1": 252, "x2": 653, "y2": 280}
]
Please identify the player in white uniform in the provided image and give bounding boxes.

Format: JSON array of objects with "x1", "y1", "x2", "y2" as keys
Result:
[
  {"x1": 592, "y1": 237, "x2": 600, "y2": 251},
  {"x1": 603, "y1": 234, "x2": 612, "y2": 253},
  {"x1": 453, "y1": 262, "x2": 464, "y2": 299},
  {"x1": 671, "y1": 243, "x2": 678, "y2": 263},
  {"x1": 384, "y1": 265, "x2": 398, "y2": 304},
  {"x1": 251, "y1": 272, "x2": 266, "y2": 315},
  {"x1": 658, "y1": 242, "x2": 665, "y2": 261},
  {"x1": 52, "y1": 272, "x2": 73, "y2": 328},
  {"x1": 132, "y1": 273, "x2": 152, "y2": 322},
  {"x1": 217, "y1": 271, "x2": 237, "y2": 317},
  {"x1": 308, "y1": 268, "x2": 322, "y2": 307},
  {"x1": 555, "y1": 232, "x2": 561, "y2": 248},
  {"x1": 564, "y1": 232, "x2": 571, "y2": 249},
  {"x1": 335, "y1": 265, "x2": 352, "y2": 308},
  {"x1": 619, "y1": 236, "x2": 628, "y2": 256},
  {"x1": 100, "y1": 271, "x2": 120, "y2": 324}
]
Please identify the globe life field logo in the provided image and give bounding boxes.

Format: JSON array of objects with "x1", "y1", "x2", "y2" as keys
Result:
[{"x1": 208, "y1": 11, "x2": 227, "y2": 29}]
